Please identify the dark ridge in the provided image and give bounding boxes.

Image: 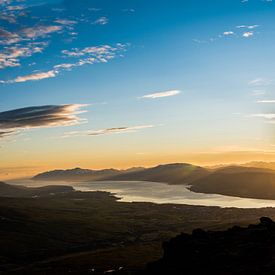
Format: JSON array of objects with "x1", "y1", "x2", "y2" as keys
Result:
[
  {"x1": 190, "y1": 169, "x2": 275, "y2": 200},
  {"x1": 144, "y1": 217, "x2": 275, "y2": 275},
  {"x1": 105, "y1": 163, "x2": 209, "y2": 185},
  {"x1": 33, "y1": 163, "x2": 209, "y2": 185},
  {"x1": 32, "y1": 167, "x2": 123, "y2": 181},
  {"x1": 0, "y1": 182, "x2": 74, "y2": 197}
]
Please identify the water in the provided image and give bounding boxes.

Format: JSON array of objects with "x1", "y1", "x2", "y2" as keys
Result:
[{"x1": 8, "y1": 179, "x2": 275, "y2": 208}]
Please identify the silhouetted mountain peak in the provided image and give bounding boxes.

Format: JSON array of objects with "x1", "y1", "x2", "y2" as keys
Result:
[
  {"x1": 32, "y1": 163, "x2": 209, "y2": 184},
  {"x1": 156, "y1": 163, "x2": 194, "y2": 168}
]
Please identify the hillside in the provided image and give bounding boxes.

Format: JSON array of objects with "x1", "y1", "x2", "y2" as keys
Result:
[
  {"x1": 33, "y1": 167, "x2": 123, "y2": 181},
  {"x1": 190, "y1": 166, "x2": 275, "y2": 200},
  {"x1": 211, "y1": 165, "x2": 275, "y2": 174},
  {"x1": 2, "y1": 189, "x2": 275, "y2": 274},
  {"x1": 145, "y1": 217, "x2": 275, "y2": 274},
  {"x1": 243, "y1": 161, "x2": 275, "y2": 171},
  {"x1": 0, "y1": 182, "x2": 74, "y2": 197},
  {"x1": 104, "y1": 163, "x2": 209, "y2": 185},
  {"x1": 33, "y1": 163, "x2": 209, "y2": 185}
]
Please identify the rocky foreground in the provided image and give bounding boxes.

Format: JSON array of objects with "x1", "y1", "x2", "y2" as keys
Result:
[{"x1": 144, "y1": 217, "x2": 275, "y2": 274}]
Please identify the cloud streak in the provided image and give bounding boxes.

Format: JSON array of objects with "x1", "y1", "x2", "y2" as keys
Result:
[
  {"x1": 0, "y1": 104, "x2": 88, "y2": 138},
  {"x1": 249, "y1": 78, "x2": 272, "y2": 86},
  {"x1": 251, "y1": 114, "x2": 275, "y2": 119},
  {"x1": 223, "y1": 31, "x2": 234, "y2": 36},
  {"x1": 237, "y1": 25, "x2": 259, "y2": 29},
  {"x1": 257, "y1": 100, "x2": 275, "y2": 103},
  {"x1": 10, "y1": 70, "x2": 56, "y2": 83},
  {"x1": 0, "y1": 130, "x2": 15, "y2": 138},
  {"x1": 63, "y1": 125, "x2": 154, "y2": 137},
  {"x1": 250, "y1": 114, "x2": 275, "y2": 122},
  {"x1": 140, "y1": 90, "x2": 181, "y2": 99}
]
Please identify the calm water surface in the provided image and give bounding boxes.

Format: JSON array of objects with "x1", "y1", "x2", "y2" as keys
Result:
[{"x1": 8, "y1": 179, "x2": 275, "y2": 209}]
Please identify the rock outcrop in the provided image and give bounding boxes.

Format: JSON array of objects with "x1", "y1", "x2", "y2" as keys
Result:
[{"x1": 145, "y1": 217, "x2": 275, "y2": 274}]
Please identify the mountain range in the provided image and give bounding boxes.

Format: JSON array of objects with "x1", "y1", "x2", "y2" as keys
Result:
[
  {"x1": 33, "y1": 163, "x2": 209, "y2": 185},
  {"x1": 32, "y1": 162, "x2": 275, "y2": 200}
]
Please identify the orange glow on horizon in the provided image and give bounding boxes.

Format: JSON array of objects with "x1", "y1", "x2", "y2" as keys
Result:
[{"x1": 2, "y1": 150, "x2": 275, "y2": 180}]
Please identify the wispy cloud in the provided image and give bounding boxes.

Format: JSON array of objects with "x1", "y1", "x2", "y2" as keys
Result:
[
  {"x1": 6, "y1": 5, "x2": 25, "y2": 11},
  {"x1": 236, "y1": 25, "x2": 259, "y2": 29},
  {"x1": 0, "y1": 25, "x2": 63, "y2": 45},
  {"x1": 62, "y1": 44, "x2": 126, "y2": 58},
  {"x1": 0, "y1": 27, "x2": 21, "y2": 45},
  {"x1": 63, "y1": 125, "x2": 154, "y2": 138},
  {"x1": 9, "y1": 70, "x2": 57, "y2": 83},
  {"x1": 249, "y1": 113, "x2": 275, "y2": 125},
  {"x1": 93, "y1": 17, "x2": 109, "y2": 25},
  {"x1": 0, "y1": 104, "x2": 88, "y2": 139},
  {"x1": 194, "y1": 24, "x2": 259, "y2": 44},
  {"x1": 21, "y1": 25, "x2": 63, "y2": 39},
  {"x1": 257, "y1": 100, "x2": 275, "y2": 103},
  {"x1": 251, "y1": 113, "x2": 275, "y2": 119},
  {"x1": 252, "y1": 90, "x2": 266, "y2": 96},
  {"x1": 249, "y1": 78, "x2": 272, "y2": 86},
  {"x1": 54, "y1": 19, "x2": 77, "y2": 26},
  {"x1": 0, "y1": 42, "x2": 47, "y2": 69},
  {"x1": 140, "y1": 90, "x2": 181, "y2": 99},
  {"x1": 223, "y1": 31, "x2": 234, "y2": 36},
  {"x1": 0, "y1": 14, "x2": 17, "y2": 23},
  {"x1": 123, "y1": 8, "x2": 135, "y2": 13},
  {"x1": 243, "y1": 31, "x2": 254, "y2": 38},
  {"x1": 2, "y1": 44, "x2": 128, "y2": 83},
  {"x1": 0, "y1": 1, "x2": 129, "y2": 85},
  {"x1": 193, "y1": 38, "x2": 208, "y2": 44},
  {"x1": 0, "y1": 130, "x2": 16, "y2": 139}
]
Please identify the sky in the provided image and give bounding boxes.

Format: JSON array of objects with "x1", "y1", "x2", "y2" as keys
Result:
[{"x1": 1, "y1": 0, "x2": 275, "y2": 179}]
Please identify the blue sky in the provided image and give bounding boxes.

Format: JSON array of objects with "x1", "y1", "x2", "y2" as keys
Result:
[{"x1": 1, "y1": 0, "x2": 275, "y2": 178}]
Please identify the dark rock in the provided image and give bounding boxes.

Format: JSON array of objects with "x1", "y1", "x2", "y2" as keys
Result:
[
  {"x1": 144, "y1": 218, "x2": 275, "y2": 275},
  {"x1": 192, "y1": 228, "x2": 207, "y2": 238},
  {"x1": 260, "y1": 217, "x2": 274, "y2": 227}
]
